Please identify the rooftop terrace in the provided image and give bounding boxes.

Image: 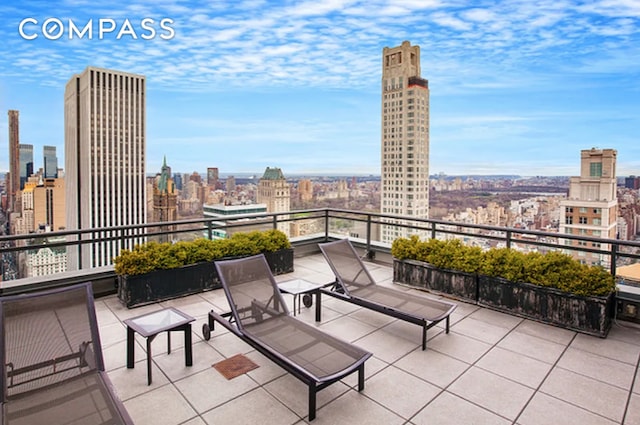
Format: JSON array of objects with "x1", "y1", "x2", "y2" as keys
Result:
[{"x1": 97, "y1": 254, "x2": 640, "y2": 425}]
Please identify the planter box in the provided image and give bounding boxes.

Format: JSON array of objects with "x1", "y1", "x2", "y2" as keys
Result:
[
  {"x1": 118, "y1": 248, "x2": 294, "y2": 308},
  {"x1": 393, "y1": 259, "x2": 478, "y2": 303},
  {"x1": 118, "y1": 261, "x2": 217, "y2": 308},
  {"x1": 392, "y1": 258, "x2": 614, "y2": 337},
  {"x1": 477, "y1": 275, "x2": 614, "y2": 337},
  {"x1": 264, "y1": 248, "x2": 295, "y2": 275}
]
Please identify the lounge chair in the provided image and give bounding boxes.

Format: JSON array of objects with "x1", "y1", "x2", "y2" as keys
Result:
[
  {"x1": 202, "y1": 254, "x2": 372, "y2": 421},
  {"x1": 318, "y1": 239, "x2": 457, "y2": 350},
  {"x1": 0, "y1": 282, "x2": 133, "y2": 425}
]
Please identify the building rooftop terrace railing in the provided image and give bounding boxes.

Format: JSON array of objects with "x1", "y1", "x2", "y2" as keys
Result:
[{"x1": 1, "y1": 207, "x2": 639, "y2": 297}]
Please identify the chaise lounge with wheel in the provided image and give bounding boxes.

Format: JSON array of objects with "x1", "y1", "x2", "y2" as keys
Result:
[
  {"x1": 202, "y1": 254, "x2": 372, "y2": 421},
  {"x1": 318, "y1": 238, "x2": 457, "y2": 350}
]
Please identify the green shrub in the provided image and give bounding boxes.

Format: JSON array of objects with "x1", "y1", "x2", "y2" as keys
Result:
[
  {"x1": 392, "y1": 235, "x2": 615, "y2": 297},
  {"x1": 114, "y1": 229, "x2": 291, "y2": 276},
  {"x1": 392, "y1": 237, "x2": 483, "y2": 274}
]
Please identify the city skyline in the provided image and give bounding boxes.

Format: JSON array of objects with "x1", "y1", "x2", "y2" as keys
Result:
[{"x1": 1, "y1": 0, "x2": 639, "y2": 177}]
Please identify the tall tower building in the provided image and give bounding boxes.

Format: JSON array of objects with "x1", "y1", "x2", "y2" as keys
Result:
[
  {"x1": 33, "y1": 177, "x2": 66, "y2": 231},
  {"x1": 18, "y1": 144, "x2": 34, "y2": 190},
  {"x1": 153, "y1": 157, "x2": 178, "y2": 242},
  {"x1": 380, "y1": 41, "x2": 430, "y2": 244},
  {"x1": 64, "y1": 66, "x2": 146, "y2": 269},
  {"x1": 257, "y1": 167, "x2": 290, "y2": 236},
  {"x1": 8, "y1": 110, "x2": 20, "y2": 212},
  {"x1": 43, "y1": 145, "x2": 58, "y2": 178},
  {"x1": 298, "y1": 179, "x2": 313, "y2": 202},
  {"x1": 226, "y1": 176, "x2": 236, "y2": 193},
  {"x1": 559, "y1": 148, "x2": 618, "y2": 267},
  {"x1": 207, "y1": 167, "x2": 219, "y2": 187}
]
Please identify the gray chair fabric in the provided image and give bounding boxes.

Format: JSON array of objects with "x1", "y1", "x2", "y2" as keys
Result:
[
  {"x1": 0, "y1": 282, "x2": 133, "y2": 425},
  {"x1": 319, "y1": 239, "x2": 457, "y2": 350}
]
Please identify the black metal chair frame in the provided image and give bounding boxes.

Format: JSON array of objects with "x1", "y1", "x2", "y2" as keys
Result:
[
  {"x1": 0, "y1": 282, "x2": 133, "y2": 425},
  {"x1": 203, "y1": 254, "x2": 372, "y2": 421},
  {"x1": 318, "y1": 239, "x2": 457, "y2": 350}
]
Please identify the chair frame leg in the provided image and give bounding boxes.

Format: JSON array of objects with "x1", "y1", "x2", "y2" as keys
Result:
[
  {"x1": 308, "y1": 384, "x2": 317, "y2": 421},
  {"x1": 422, "y1": 324, "x2": 427, "y2": 350}
]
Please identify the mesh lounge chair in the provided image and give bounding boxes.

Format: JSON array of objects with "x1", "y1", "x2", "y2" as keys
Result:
[
  {"x1": 203, "y1": 254, "x2": 372, "y2": 421},
  {"x1": 0, "y1": 282, "x2": 133, "y2": 425},
  {"x1": 319, "y1": 239, "x2": 457, "y2": 350}
]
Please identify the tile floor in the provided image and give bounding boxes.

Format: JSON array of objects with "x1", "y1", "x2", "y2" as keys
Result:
[{"x1": 97, "y1": 254, "x2": 640, "y2": 425}]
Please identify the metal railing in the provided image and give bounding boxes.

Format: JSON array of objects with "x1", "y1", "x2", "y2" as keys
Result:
[{"x1": 1, "y1": 208, "x2": 639, "y2": 294}]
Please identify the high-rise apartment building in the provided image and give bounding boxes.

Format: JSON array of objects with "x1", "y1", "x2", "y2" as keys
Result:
[
  {"x1": 380, "y1": 41, "x2": 430, "y2": 244},
  {"x1": 65, "y1": 66, "x2": 146, "y2": 269},
  {"x1": 226, "y1": 176, "x2": 236, "y2": 193},
  {"x1": 559, "y1": 148, "x2": 618, "y2": 267},
  {"x1": 8, "y1": 110, "x2": 20, "y2": 212},
  {"x1": 624, "y1": 176, "x2": 640, "y2": 190},
  {"x1": 257, "y1": 167, "x2": 290, "y2": 236},
  {"x1": 43, "y1": 145, "x2": 58, "y2": 178},
  {"x1": 298, "y1": 179, "x2": 313, "y2": 202},
  {"x1": 19, "y1": 144, "x2": 34, "y2": 190},
  {"x1": 207, "y1": 167, "x2": 219, "y2": 187},
  {"x1": 33, "y1": 178, "x2": 66, "y2": 231}
]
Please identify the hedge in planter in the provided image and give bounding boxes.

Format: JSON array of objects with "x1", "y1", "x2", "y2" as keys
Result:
[
  {"x1": 391, "y1": 236, "x2": 616, "y2": 337},
  {"x1": 114, "y1": 229, "x2": 293, "y2": 307},
  {"x1": 392, "y1": 237, "x2": 481, "y2": 302}
]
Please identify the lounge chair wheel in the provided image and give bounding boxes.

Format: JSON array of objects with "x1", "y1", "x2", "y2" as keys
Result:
[
  {"x1": 202, "y1": 323, "x2": 211, "y2": 341},
  {"x1": 302, "y1": 294, "x2": 313, "y2": 308}
]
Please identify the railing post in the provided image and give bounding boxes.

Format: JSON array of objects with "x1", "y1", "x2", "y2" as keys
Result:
[
  {"x1": 431, "y1": 222, "x2": 436, "y2": 240},
  {"x1": 366, "y1": 214, "x2": 374, "y2": 260},
  {"x1": 272, "y1": 214, "x2": 278, "y2": 230},
  {"x1": 207, "y1": 221, "x2": 213, "y2": 240},
  {"x1": 324, "y1": 210, "x2": 329, "y2": 241},
  {"x1": 506, "y1": 230, "x2": 512, "y2": 249},
  {"x1": 77, "y1": 232, "x2": 83, "y2": 270},
  {"x1": 610, "y1": 243, "x2": 617, "y2": 276}
]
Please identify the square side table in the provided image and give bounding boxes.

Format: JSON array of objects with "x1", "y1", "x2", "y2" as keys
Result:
[
  {"x1": 277, "y1": 278, "x2": 322, "y2": 319},
  {"x1": 124, "y1": 307, "x2": 195, "y2": 385}
]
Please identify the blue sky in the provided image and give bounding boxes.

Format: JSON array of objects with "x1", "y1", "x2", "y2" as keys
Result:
[{"x1": 1, "y1": 0, "x2": 639, "y2": 177}]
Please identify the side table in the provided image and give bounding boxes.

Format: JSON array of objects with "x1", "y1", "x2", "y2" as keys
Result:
[
  {"x1": 124, "y1": 307, "x2": 195, "y2": 385},
  {"x1": 277, "y1": 278, "x2": 322, "y2": 320}
]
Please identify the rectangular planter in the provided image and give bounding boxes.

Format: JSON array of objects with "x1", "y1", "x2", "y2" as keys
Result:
[
  {"x1": 264, "y1": 248, "x2": 294, "y2": 275},
  {"x1": 118, "y1": 248, "x2": 294, "y2": 308},
  {"x1": 118, "y1": 261, "x2": 218, "y2": 308},
  {"x1": 392, "y1": 258, "x2": 614, "y2": 338},
  {"x1": 477, "y1": 275, "x2": 614, "y2": 337},
  {"x1": 393, "y1": 259, "x2": 478, "y2": 303}
]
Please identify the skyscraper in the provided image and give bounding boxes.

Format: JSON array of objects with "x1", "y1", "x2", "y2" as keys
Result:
[
  {"x1": 207, "y1": 167, "x2": 219, "y2": 187},
  {"x1": 153, "y1": 157, "x2": 177, "y2": 242},
  {"x1": 43, "y1": 145, "x2": 58, "y2": 178},
  {"x1": 8, "y1": 110, "x2": 20, "y2": 212},
  {"x1": 257, "y1": 167, "x2": 290, "y2": 237},
  {"x1": 18, "y1": 144, "x2": 34, "y2": 190},
  {"x1": 559, "y1": 148, "x2": 618, "y2": 267},
  {"x1": 64, "y1": 66, "x2": 146, "y2": 269},
  {"x1": 380, "y1": 41, "x2": 430, "y2": 244},
  {"x1": 33, "y1": 177, "x2": 66, "y2": 231}
]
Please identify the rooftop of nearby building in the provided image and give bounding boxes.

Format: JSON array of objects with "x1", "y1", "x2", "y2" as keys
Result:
[
  {"x1": 618, "y1": 263, "x2": 640, "y2": 286},
  {"x1": 98, "y1": 254, "x2": 640, "y2": 425},
  {"x1": 261, "y1": 167, "x2": 286, "y2": 180}
]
